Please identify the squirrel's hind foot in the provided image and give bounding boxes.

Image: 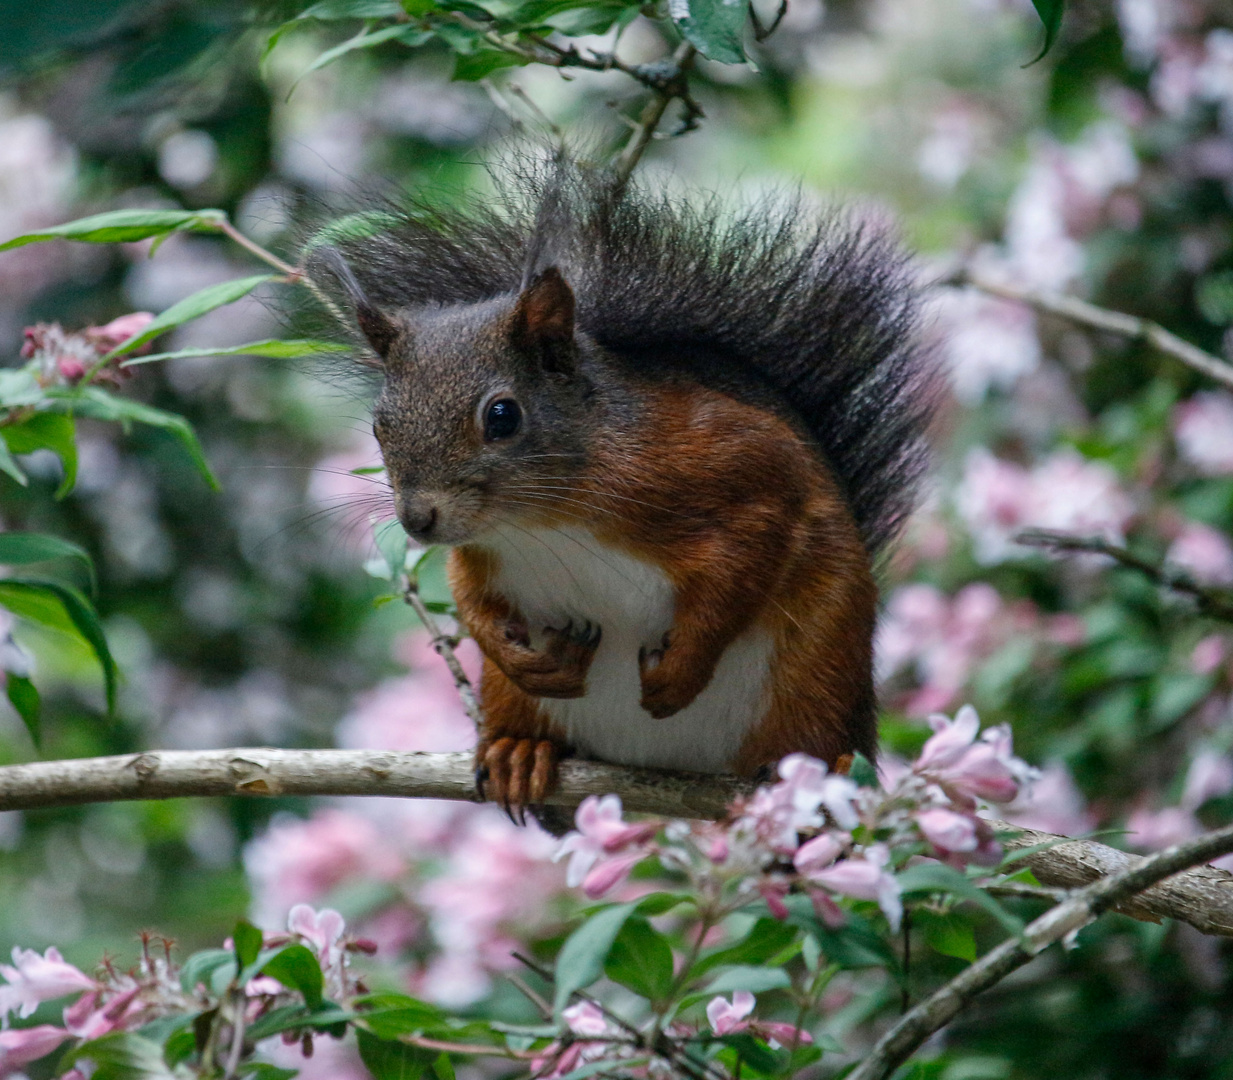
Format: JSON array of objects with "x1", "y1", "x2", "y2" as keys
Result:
[{"x1": 475, "y1": 737, "x2": 560, "y2": 825}]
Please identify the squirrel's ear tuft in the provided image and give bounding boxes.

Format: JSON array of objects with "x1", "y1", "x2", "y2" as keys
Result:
[
  {"x1": 313, "y1": 246, "x2": 401, "y2": 364},
  {"x1": 512, "y1": 267, "x2": 576, "y2": 352}
]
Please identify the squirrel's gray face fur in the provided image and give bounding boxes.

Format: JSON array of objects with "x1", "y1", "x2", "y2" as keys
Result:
[{"x1": 361, "y1": 269, "x2": 592, "y2": 545}]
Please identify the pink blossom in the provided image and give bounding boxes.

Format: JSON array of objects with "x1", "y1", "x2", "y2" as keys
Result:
[
  {"x1": 915, "y1": 706, "x2": 1028, "y2": 805},
  {"x1": 707, "y1": 991, "x2": 756, "y2": 1035},
  {"x1": 1168, "y1": 522, "x2": 1233, "y2": 585},
  {"x1": 244, "y1": 809, "x2": 406, "y2": 923},
  {"x1": 917, "y1": 807, "x2": 979, "y2": 853},
  {"x1": 555, "y1": 796, "x2": 655, "y2": 895},
  {"x1": 0, "y1": 1024, "x2": 71, "y2": 1075},
  {"x1": 806, "y1": 844, "x2": 903, "y2": 931},
  {"x1": 1127, "y1": 806, "x2": 1198, "y2": 850},
  {"x1": 562, "y1": 1002, "x2": 608, "y2": 1037},
  {"x1": 581, "y1": 851, "x2": 645, "y2": 899},
  {"x1": 63, "y1": 985, "x2": 141, "y2": 1041},
  {"x1": 999, "y1": 761, "x2": 1095, "y2": 837},
  {"x1": 1175, "y1": 392, "x2": 1233, "y2": 475},
  {"x1": 83, "y1": 312, "x2": 155, "y2": 352},
  {"x1": 956, "y1": 448, "x2": 1133, "y2": 564},
  {"x1": 1191, "y1": 635, "x2": 1226, "y2": 675},
  {"x1": 758, "y1": 880, "x2": 791, "y2": 921},
  {"x1": 793, "y1": 833, "x2": 846, "y2": 876},
  {"x1": 288, "y1": 905, "x2": 346, "y2": 965},
  {"x1": 1182, "y1": 750, "x2": 1233, "y2": 811},
  {"x1": 934, "y1": 291, "x2": 1040, "y2": 404},
  {"x1": 57, "y1": 356, "x2": 86, "y2": 380},
  {"x1": 0, "y1": 947, "x2": 95, "y2": 1023}
]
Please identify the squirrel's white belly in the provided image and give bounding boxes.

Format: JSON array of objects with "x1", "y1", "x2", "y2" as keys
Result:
[{"x1": 478, "y1": 525, "x2": 772, "y2": 774}]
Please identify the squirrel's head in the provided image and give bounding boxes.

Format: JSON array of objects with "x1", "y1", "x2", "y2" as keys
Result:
[{"x1": 321, "y1": 250, "x2": 592, "y2": 545}]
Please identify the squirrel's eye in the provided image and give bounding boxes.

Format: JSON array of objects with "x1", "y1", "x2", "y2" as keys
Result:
[{"x1": 483, "y1": 397, "x2": 522, "y2": 441}]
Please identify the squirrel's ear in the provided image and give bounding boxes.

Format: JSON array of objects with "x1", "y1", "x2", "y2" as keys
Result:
[
  {"x1": 313, "y1": 246, "x2": 401, "y2": 364},
  {"x1": 512, "y1": 268, "x2": 576, "y2": 361}
]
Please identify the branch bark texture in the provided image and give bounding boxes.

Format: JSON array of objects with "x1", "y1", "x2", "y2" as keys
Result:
[{"x1": 0, "y1": 749, "x2": 1230, "y2": 938}]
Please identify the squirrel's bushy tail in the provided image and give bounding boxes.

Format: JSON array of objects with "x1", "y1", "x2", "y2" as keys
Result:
[{"x1": 323, "y1": 156, "x2": 936, "y2": 558}]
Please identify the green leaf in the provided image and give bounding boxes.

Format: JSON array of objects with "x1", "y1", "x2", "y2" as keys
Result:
[
  {"x1": 702, "y1": 964, "x2": 791, "y2": 995},
  {"x1": 919, "y1": 909, "x2": 978, "y2": 962},
  {"x1": 0, "y1": 439, "x2": 27, "y2": 487},
  {"x1": 553, "y1": 902, "x2": 637, "y2": 1014},
  {"x1": 239, "y1": 1064, "x2": 301, "y2": 1080},
  {"x1": 451, "y1": 49, "x2": 525, "y2": 80},
  {"x1": 47, "y1": 387, "x2": 219, "y2": 491},
  {"x1": 669, "y1": 0, "x2": 748, "y2": 64},
  {"x1": 2, "y1": 412, "x2": 77, "y2": 497},
  {"x1": 292, "y1": 23, "x2": 414, "y2": 90},
  {"x1": 244, "y1": 1003, "x2": 353, "y2": 1042},
  {"x1": 233, "y1": 919, "x2": 264, "y2": 969},
  {"x1": 5, "y1": 674, "x2": 40, "y2": 746},
  {"x1": 633, "y1": 891, "x2": 693, "y2": 916},
  {"x1": 432, "y1": 1052, "x2": 456, "y2": 1080},
  {"x1": 63, "y1": 1032, "x2": 178, "y2": 1079},
  {"x1": 896, "y1": 862, "x2": 1023, "y2": 935},
  {"x1": 715, "y1": 1032, "x2": 785, "y2": 1076},
  {"x1": 783, "y1": 896, "x2": 901, "y2": 973},
  {"x1": 121, "y1": 338, "x2": 350, "y2": 367},
  {"x1": 302, "y1": 0, "x2": 405, "y2": 15},
  {"x1": 262, "y1": 944, "x2": 326, "y2": 1009},
  {"x1": 0, "y1": 533, "x2": 96, "y2": 594},
  {"x1": 357, "y1": 1028, "x2": 435, "y2": 1080},
  {"x1": 100, "y1": 274, "x2": 277, "y2": 361},
  {"x1": 354, "y1": 993, "x2": 445, "y2": 1039},
  {"x1": 1197, "y1": 271, "x2": 1233, "y2": 325},
  {"x1": 305, "y1": 211, "x2": 403, "y2": 251},
  {"x1": 180, "y1": 947, "x2": 234, "y2": 993},
  {"x1": 375, "y1": 519, "x2": 409, "y2": 578},
  {"x1": 1026, "y1": 0, "x2": 1065, "y2": 64},
  {"x1": 694, "y1": 918, "x2": 798, "y2": 977},
  {"x1": 0, "y1": 208, "x2": 226, "y2": 251},
  {"x1": 848, "y1": 751, "x2": 879, "y2": 788},
  {"x1": 0, "y1": 577, "x2": 117, "y2": 714},
  {"x1": 603, "y1": 916, "x2": 675, "y2": 1001}
]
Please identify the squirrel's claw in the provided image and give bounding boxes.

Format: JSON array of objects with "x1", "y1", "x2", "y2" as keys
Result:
[{"x1": 475, "y1": 737, "x2": 560, "y2": 825}]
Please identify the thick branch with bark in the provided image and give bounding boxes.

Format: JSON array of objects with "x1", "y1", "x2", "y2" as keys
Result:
[{"x1": 0, "y1": 749, "x2": 1230, "y2": 937}]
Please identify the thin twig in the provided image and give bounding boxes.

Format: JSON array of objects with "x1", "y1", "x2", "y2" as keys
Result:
[
  {"x1": 612, "y1": 42, "x2": 699, "y2": 192},
  {"x1": 982, "y1": 882, "x2": 1069, "y2": 903},
  {"x1": 848, "y1": 820, "x2": 1233, "y2": 1080},
  {"x1": 945, "y1": 266, "x2": 1233, "y2": 391},
  {"x1": 1016, "y1": 528, "x2": 1233, "y2": 623},
  {"x1": 402, "y1": 576, "x2": 484, "y2": 730}
]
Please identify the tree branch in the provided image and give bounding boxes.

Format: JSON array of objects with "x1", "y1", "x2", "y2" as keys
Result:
[
  {"x1": 1015, "y1": 528, "x2": 1233, "y2": 623},
  {"x1": 849, "y1": 820, "x2": 1233, "y2": 1080},
  {"x1": 611, "y1": 41, "x2": 699, "y2": 193},
  {"x1": 945, "y1": 267, "x2": 1233, "y2": 391},
  {"x1": 0, "y1": 750, "x2": 1230, "y2": 937}
]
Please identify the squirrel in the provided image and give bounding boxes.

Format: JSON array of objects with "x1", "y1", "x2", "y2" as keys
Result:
[{"x1": 314, "y1": 159, "x2": 935, "y2": 822}]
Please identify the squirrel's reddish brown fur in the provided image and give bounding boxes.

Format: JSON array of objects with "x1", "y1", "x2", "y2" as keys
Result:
[{"x1": 313, "y1": 157, "x2": 933, "y2": 821}]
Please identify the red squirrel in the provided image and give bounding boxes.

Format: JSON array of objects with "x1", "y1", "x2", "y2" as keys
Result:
[{"x1": 315, "y1": 162, "x2": 934, "y2": 821}]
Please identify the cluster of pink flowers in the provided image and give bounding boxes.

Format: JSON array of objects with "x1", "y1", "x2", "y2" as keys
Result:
[
  {"x1": 955, "y1": 447, "x2": 1135, "y2": 564},
  {"x1": 877, "y1": 582, "x2": 1082, "y2": 716},
  {"x1": 20, "y1": 312, "x2": 153, "y2": 386},
  {"x1": 0, "y1": 906, "x2": 360, "y2": 1079},
  {"x1": 553, "y1": 707, "x2": 1035, "y2": 939}
]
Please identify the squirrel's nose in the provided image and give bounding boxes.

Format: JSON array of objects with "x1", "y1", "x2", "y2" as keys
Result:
[{"x1": 400, "y1": 504, "x2": 439, "y2": 539}]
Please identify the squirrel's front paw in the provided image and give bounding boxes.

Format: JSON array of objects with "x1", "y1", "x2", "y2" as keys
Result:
[
  {"x1": 639, "y1": 634, "x2": 710, "y2": 718},
  {"x1": 493, "y1": 619, "x2": 601, "y2": 699}
]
